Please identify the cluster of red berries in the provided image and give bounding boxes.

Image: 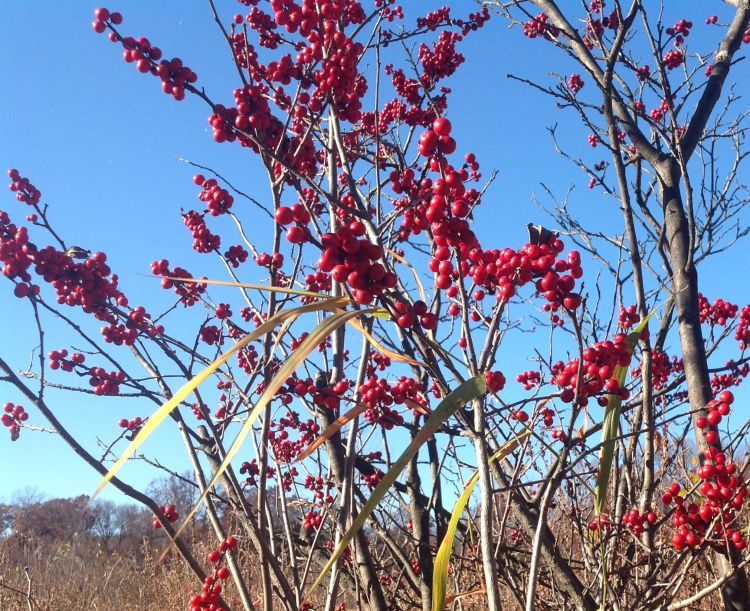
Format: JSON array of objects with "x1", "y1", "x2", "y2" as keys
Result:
[
  {"x1": 516, "y1": 369, "x2": 542, "y2": 390},
  {"x1": 663, "y1": 49, "x2": 685, "y2": 70},
  {"x1": 568, "y1": 73, "x2": 584, "y2": 93},
  {"x1": 94, "y1": 8, "x2": 198, "y2": 101},
  {"x1": 88, "y1": 367, "x2": 126, "y2": 395},
  {"x1": 316, "y1": 224, "x2": 396, "y2": 305},
  {"x1": 239, "y1": 459, "x2": 267, "y2": 486},
  {"x1": 151, "y1": 259, "x2": 207, "y2": 306},
  {"x1": 101, "y1": 309, "x2": 164, "y2": 346},
  {"x1": 649, "y1": 98, "x2": 670, "y2": 122},
  {"x1": 91, "y1": 7, "x2": 122, "y2": 32},
  {"x1": 666, "y1": 19, "x2": 692, "y2": 44},
  {"x1": 48, "y1": 349, "x2": 86, "y2": 372},
  {"x1": 710, "y1": 359, "x2": 749, "y2": 393},
  {"x1": 418, "y1": 30, "x2": 466, "y2": 89},
  {"x1": 697, "y1": 293, "x2": 737, "y2": 326},
  {"x1": 2, "y1": 403, "x2": 28, "y2": 440},
  {"x1": 634, "y1": 349, "x2": 682, "y2": 391},
  {"x1": 5, "y1": 175, "x2": 126, "y2": 313},
  {"x1": 359, "y1": 376, "x2": 405, "y2": 429},
  {"x1": 0, "y1": 210, "x2": 39, "y2": 299},
  {"x1": 622, "y1": 508, "x2": 657, "y2": 536},
  {"x1": 188, "y1": 536, "x2": 237, "y2": 611},
  {"x1": 267, "y1": 408, "x2": 321, "y2": 462},
  {"x1": 303, "y1": 509, "x2": 323, "y2": 531},
  {"x1": 392, "y1": 299, "x2": 436, "y2": 331},
  {"x1": 618, "y1": 305, "x2": 641, "y2": 330},
  {"x1": 736, "y1": 305, "x2": 750, "y2": 348},
  {"x1": 538, "y1": 404, "x2": 557, "y2": 428},
  {"x1": 358, "y1": 373, "x2": 430, "y2": 423},
  {"x1": 183, "y1": 210, "x2": 221, "y2": 254},
  {"x1": 7, "y1": 169, "x2": 41, "y2": 207},
  {"x1": 193, "y1": 174, "x2": 234, "y2": 217},
  {"x1": 312, "y1": 33, "x2": 366, "y2": 123},
  {"x1": 363, "y1": 468, "x2": 384, "y2": 490},
  {"x1": 706, "y1": 15, "x2": 718, "y2": 25},
  {"x1": 523, "y1": 13, "x2": 559, "y2": 40},
  {"x1": 200, "y1": 325, "x2": 223, "y2": 346},
  {"x1": 209, "y1": 85, "x2": 272, "y2": 144},
  {"x1": 636, "y1": 65, "x2": 650, "y2": 81},
  {"x1": 213, "y1": 393, "x2": 235, "y2": 421},
  {"x1": 152, "y1": 504, "x2": 179, "y2": 528},
  {"x1": 275, "y1": 202, "x2": 312, "y2": 244},
  {"x1": 551, "y1": 332, "x2": 637, "y2": 407},
  {"x1": 485, "y1": 370, "x2": 507, "y2": 393},
  {"x1": 304, "y1": 474, "x2": 334, "y2": 503},
  {"x1": 5, "y1": 173, "x2": 174, "y2": 354},
  {"x1": 417, "y1": 117, "x2": 456, "y2": 156},
  {"x1": 664, "y1": 391, "x2": 747, "y2": 552},
  {"x1": 696, "y1": 390, "x2": 734, "y2": 433},
  {"x1": 118, "y1": 415, "x2": 144, "y2": 439}
]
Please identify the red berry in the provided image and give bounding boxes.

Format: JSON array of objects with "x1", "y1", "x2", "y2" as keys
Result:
[
  {"x1": 432, "y1": 117, "x2": 452, "y2": 136},
  {"x1": 207, "y1": 549, "x2": 221, "y2": 563},
  {"x1": 275, "y1": 206, "x2": 294, "y2": 225}
]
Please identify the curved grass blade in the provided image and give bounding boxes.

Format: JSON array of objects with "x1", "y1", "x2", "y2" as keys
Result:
[
  {"x1": 308, "y1": 375, "x2": 487, "y2": 595},
  {"x1": 91, "y1": 297, "x2": 351, "y2": 500},
  {"x1": 160, "y1": 307, "x2": 375, "y2": 559},
  {"x1": 432, "y1": 431, "x2": 530, "y2": 611},
  {"x1": 594, "y1": 311, "x2": 654, "y2": 515}
]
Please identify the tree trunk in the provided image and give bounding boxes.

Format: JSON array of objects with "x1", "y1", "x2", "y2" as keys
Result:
[{"x1": 660, "y1": 158, "x2": 750, "y2": 611}]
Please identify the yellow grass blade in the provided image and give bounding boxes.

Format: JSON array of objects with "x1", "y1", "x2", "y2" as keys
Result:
[
  {"x1": 594, "y1": 311, "x2": 654, "y2": 516},
  {"x1": 161, "y1": 307, "x2": 375, "y2": 558},
  {"x1": 347, "y1": 318, "x2": 427, "y2": 367},
  {"x1": 308, "y1": 375, "x2": 487, "y2": 595},
  {"x1": 91, "y1": 297, "x2": 351, "y2": 500},
  {"x1": 432, "y1": 431, "x2": 531, "y2": 611}
]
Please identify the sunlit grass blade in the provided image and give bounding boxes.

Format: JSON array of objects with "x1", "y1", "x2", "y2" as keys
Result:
[
  {"x1": 161, "y1": 307, "x2": 375, "y2": 559},
  {"x1": 432, "y1": 431, "x2": 530, "y2": 611},
  {"x1": 347, "y1": 318, "x2": 427, "y2": 367},
  {"x1": 161, "y1": 275, "x2": 341, "y2": 300},
  {"x1": 308, "y1": 375, "x2": 487, "y2": 595},
  {"x1": 91, "y1": 297, "x2": 351, "y2": 501},
  {"x1": 292, "y1": 401, "x2": 370, "y2": 463},
  {"x1": 594, "y1": 312, "x2": 654, "y2": 516}
]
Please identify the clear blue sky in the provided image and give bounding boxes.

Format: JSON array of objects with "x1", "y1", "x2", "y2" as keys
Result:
[{"x1": 1, "y1": 2, "x2": 745, "y2": 504}]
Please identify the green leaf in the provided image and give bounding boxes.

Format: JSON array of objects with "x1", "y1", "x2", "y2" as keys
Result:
[{"x1": 308, "y1": 375, "x2": 488, "y2": 595}]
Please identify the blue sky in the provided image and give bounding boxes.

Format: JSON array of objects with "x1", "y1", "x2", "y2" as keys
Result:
[{"x1": 1, "y1": 1, "x2": 746, "y2": 504}]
